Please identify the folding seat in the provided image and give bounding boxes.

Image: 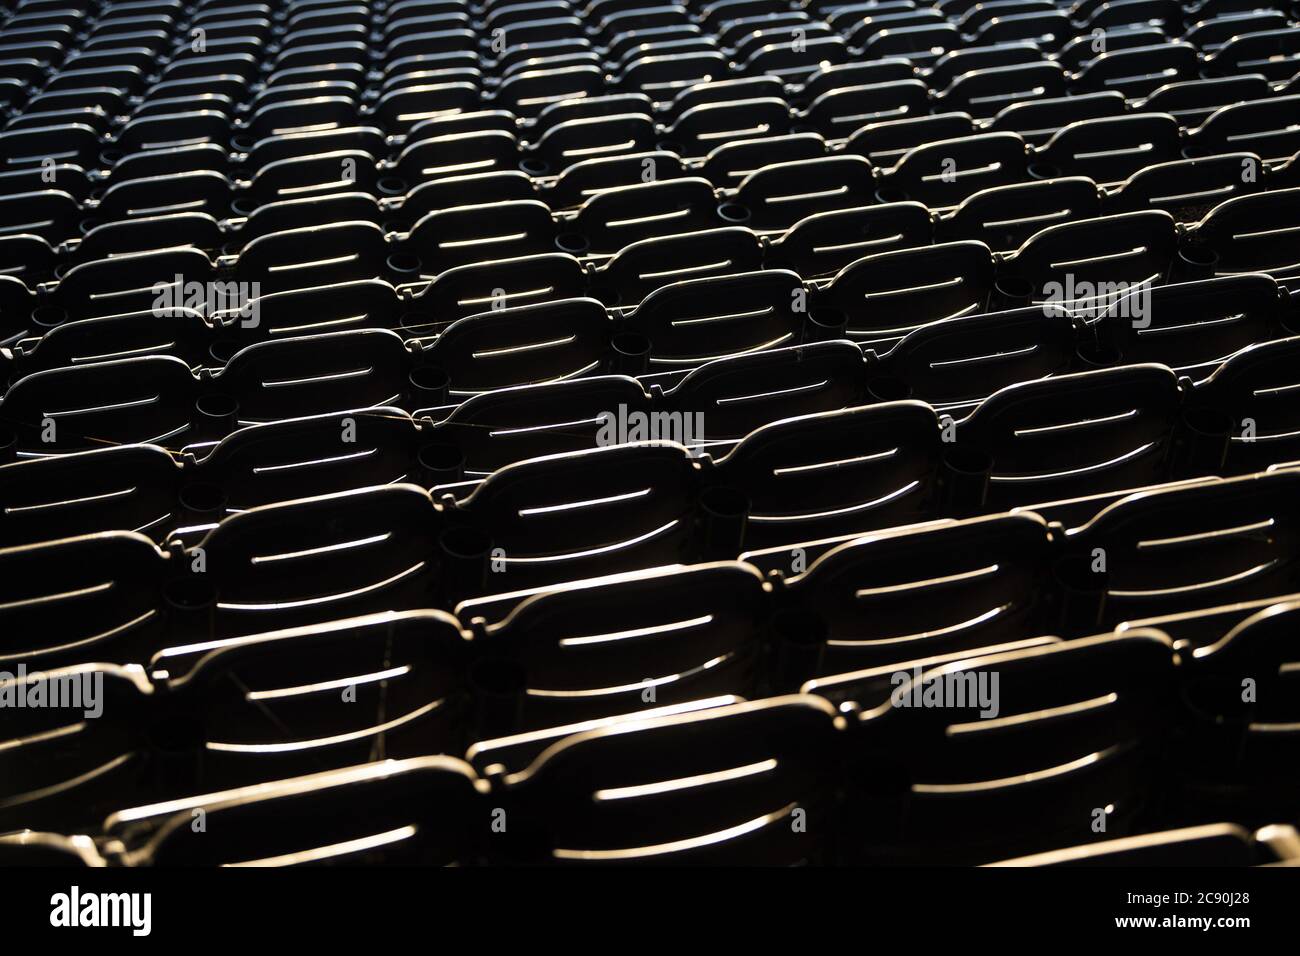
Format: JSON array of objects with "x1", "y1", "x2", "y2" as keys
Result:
[
  {"x1": 589, "y1": 226, "x2": 764, "y2": 305},
  {"x1": 934, "y1": 62, "x2": 1068, "y2": 119},
  {"x1": 524, "y1": 114, "x2": 658, "y2": 176},
  {"x1": 1192, "y1": 336, "x2": 1300, "y2": 473},
  {"x1": 243, "y1": 125, "x2": 387, "y2": 171},
  {"x1": 857, "y1": 23, "x2": 963, "y2": 66},
  {"x1": 241, "y1": 149, "x2": 381, "y2": 209},
  {"x1": 844, "y1": 112, "x2": 977, "y2": 167},
  {"x1": 698, "y1": 133, "x2": 828, "y2": 189},
  {"x1": 724, "y1": 155, "x2": 877, "y2": 233},
  {"x1": 0, "y1": 122, "x2": 101, "y2": 172},
  {"x1": 399, "y1": 200, "x2": 557, "y2": 277},
  {"x1": 668, "y1": 76, "x2": 784, "y2": 116},
  {"x1": 105, "y1": 757, "x2": 486, "y2": 866},
  {"x1": 619, "y1": 269, "x2": 805, "y2": 368},
  {"x1": 1086, "y1": 274, "x2": 1291, "y2": 380},
  {"x1": 1187, "y1": 188, "x2": 1300, "y2": 282},
  {"x1": 660, "y1": 339, "x2": 872, "y2": 444},
  {"x1": 871, "y1": 304, "x2": 1078, "y2": 410},
  {"x1": 1077, "y1": 0, "x2": 1182, "y2": 31},
  {"x1": 464, "y1": 562, "x2": 769, "y2": 732},
  {"x1": 397, "y1": 172, "x2": 536, "y2": 226},
  {"x1": 214, "y1": 278, "x2": 402, "y2": 348},
  {"x1": 497, "y1": 66, "x2": 607, "y2": 119},
  {"x1": 1164, "y1": 600, "x2": 1300, "y2": 823},
  {"x1": 837, "y1": 632, "x2": 1177, "y2": 863},
  {"x1": 101, "y1": 143, "x2": 232, "y2": 186},
  {"x1": 411, "y1": 297, "x2": 612, "y2": 398},
  {"x1": 0, "y1": 661, "x2": 157, "y2": 834},
  {"x1": 7, "y1": 304, "x2": 214, "y2": 382},
  {"x1": 617, "y1": 50, "x2": 732, "y2": 99},
  {"x1": 1135, "y1": 74, "x2": 1271, "y2": 127},
  {"x1": 937, "y1": 176, "x2": 1102, "y2": 251},
  {"x1": 189, "y1": 406, "x2": 425, "y2": 515},
  {"x1": 0, "y1": 187, "x2": 78, "y2": 251},
  {"x1": 925, "y1": 41, "x2": 1041, "y2": 91},
  {"x1": 417, "y1": 376, "x2": 645, "y2": 477},
  {"x1": 146, "y1": 610, "x2": 472, "y2": 788},
  {"x1": 1073, "y1": 41, "x2": 1200, "y2": 98},
  {"x1": 1068, "y1": 470, "x2": 1300, "y2": 625},
  {"x1": 876, "y1": 132, "x2": 1029, "y2": 207},
  {"x1": 449, "y1": 441, "x2": 703, "y2": 589},
  {"x1": 233, "y1": 193, "x2": 383, "y2": 248},
  {"x1": 234, "y1": 221, "x2": 389, "y2": 295},
  {"x1": 768, "y1": 512, "x2": 1056, "y2": 677},
  {"x1": 713, "y1": 401, "x2": 944, "y2": 549},
  {"x1": 206, "y1": 327, "x2": 419, "y2": 428},
  {"x1": 408, "y1": 251, "x2": 589, "y2": 326},
  {"x1": 1207, "y1": 28, "x2": 1300, "y2": 80},
  {"x1": 564, "y1": 177, "x2": 721, "y2": 255},
  {"x1": 180, "y1": 483, "x2": 446, "y2": 636},
  {"x1": 1187, "y1": 95, "x2": 1300, "y2": 162},
  {"x1": 1029, "y1": 113, "x2": 1182, "y2": 185},
  {"x1": 657, "y1": 98, "x2": 794, "y2": 158},
  {"x1": 987, "y1": 822, "x2": 1300, "y2": 865},
  {"x1": 816, "y1": 241, "x2": 998, "y2": 348},
  {"x1": 87, "y1": 172, "x2": 233, "y2": 227},
  {"x1": 957, "y1": 363, "x2": 1183, "y2": 510},
  {"x1": 0, "y1": 355, "x2": 200, "y2": 453},
  {"x1": 997, "y1": 210, "x2": 1179, "y2": 308},
  {"x1": 1104, "y1": 153, "x2": 1264, "y2": 223},
  {"x1": 52, "y1": 245, "x2": 217, "y2": 321},
  {"x1": 764, "y1": 200, "x2": 935, "y2": 279},
  {"x1": 546, "y1": 151, "x2": 687, "y2": 210},
  {"x1": 488, "y1": 696, "x2": 844, "y2": 864},
  {"x1": 798, "y1": 78, "x2": 931, "y2": 139}
]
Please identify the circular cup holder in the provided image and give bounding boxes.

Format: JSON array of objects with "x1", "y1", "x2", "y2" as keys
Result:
[
  {"x1": 610, "y1": 329, "x2": 652, "y2": 373},
  {"x1": 1053, "y1": 553, "x2": 1108, "y2": 595},
  {"x1": 179, "y1": 481, "x2": 227, "y2": 515},
  {"x1": 1077, "y1": 341, "x2": 1122, "y2": 367},
  {"x1": 1179, "y1": 244, "x2": 1219, "y2": 269},
  {"x1": 208, "y1": 338, "x2": 242, "y2": 365},
  {"x1": 387, "y1": 251, "x2": 422, "y2": 274},
  {"x1": 554, "y1": 231, "x2": 590, "y2": 255},
  {"x1": 230, "y1": 133, "x2": 257, "y2": 152},
  {"x1": 994, "y1": 275, "x2": 1036, "y2": 303},
  {"x1": 875, "y1": 185, "x2": 908, "y2": 204},
  {"x1": 99, "y1": 148, "x2": 123, "y2": 166},
  {"x1": 229, "y1": 196, "x2": 257, "y2": 217},
  {"x1": 716, "y1": 201, "x2": 751, "y2": 223},
  {"x1": 77, "y1": 218, "x2": 98, "y2": 236},
  {"x1": 417, "y1": 441, "x2": 465, "y2": 482},
  {"x1": 867, "y1": 375, "x2": 912, "y2": 402},
  {"x1": 805, "y1": 307, "x2": 848, "y2": 342},
  {"x1": 1180, "y1": 144, "x2": 1207, "y2": 159},
  {"x1": 164, "y1": 576, "x2": 217, "y2": 613},
  {"x1": 519, "y1": 158, "x2": 550, "y2": 176},
  {"x1": 408, "y1": 364, "x2": 450, "y2": 396},
  {"x1": 31, "y1": 305, "x2": 66, "y2": 329},
  {"x1": 376, "y1": 175, "x2": 407, "y2": 196},
  {"x1": 194, "y1": 393, "x2": 239, "y2": 420},
  {"x1": 701, "y1": 485, "x2": 749, "y2": 521},
  {"x1": 943, "y1": 443, "x2": 993, "y2": 477},
  {"x1": 1183, "y1": 405, "x2": 1233, "y2": 439},
  {"x1": 441, "y1": 525, "x2": 492, "y2": 563},
  {"x1": 1026, "y1": 161, "x2": 1061, "y2": 180}
]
